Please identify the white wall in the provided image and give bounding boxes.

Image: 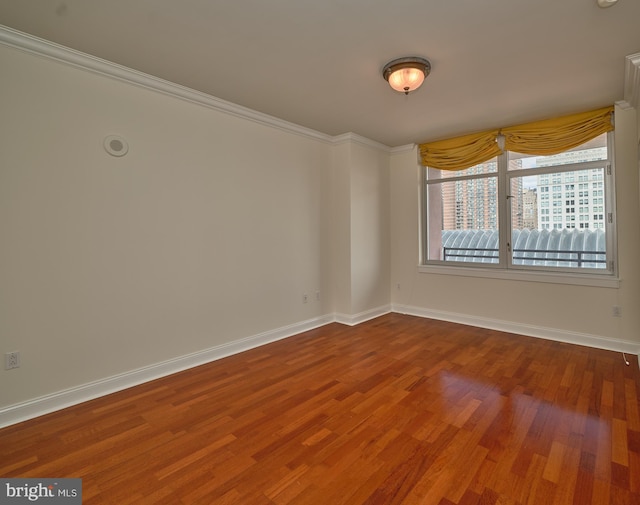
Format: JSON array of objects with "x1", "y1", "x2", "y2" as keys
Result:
[
  {"x1": 330, "y1": 143, "x2": 353, "y2": 315},
  {"x1": 1, "y1": 33, "x2": 637, "y2": 426},
  {"x1": 331, "y1": 139, "x2": 391, "y2": 320},
  {"x1": 0, "y1": 43, "x2": 335, "y2": 411},
  {"x1": 348, "y1": 142, "x2": 391, "y2": 317},
  {"x1": 614, "y1": 106, "x2": 640, "y2": 346},
  {"x1": 390, "y1": 105, "x2": 640, "y2": 353}
]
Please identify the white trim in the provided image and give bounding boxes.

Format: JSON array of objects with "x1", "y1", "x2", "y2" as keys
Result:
[
  {"x1": 334, "y1": 305, "x2": 392, "y2": 326},
  {"x1": 0, "y1": 25, "x2": 405, "y2": 151},
  {"x1": 622, "y1": 52, "x2": 640, "y2": 110},
  {"x1": 2, "y1": 305, "x2": 638, "y2": 428},
  {"x1": 615, "y1": 100, "x2": 635, "y2": 111},
  {"x1": 392, "y1": 303, "x2": 640, "y2": 355},
  {"x1": 0, "y1": 314, "x2": 334, "y2": 429},
  {"x1": 390, "y1": 143, "x2": 416, "y2": 155},
  {"x1": 417, "y1": 264, "x2": 620, "y2": 288},
  {"x1": 332, "y1": 133, "x2": 391, "y2": 152},
  {"x1": 0, "y1": 25, "x2": 337, "y2": 145}
]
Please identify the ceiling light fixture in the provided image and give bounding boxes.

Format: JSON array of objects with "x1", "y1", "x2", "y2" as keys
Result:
[
  {"x1": 382, "y1": 57, "x2": 431, "y2": 95},
  {"x1": 597, "y1": 0, "x2": 618, "y2": 7}
]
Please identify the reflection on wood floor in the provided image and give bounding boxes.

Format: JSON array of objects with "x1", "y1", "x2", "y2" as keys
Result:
[{"x1": 1, "y1": 313, "x2": 639, "y2": 504}]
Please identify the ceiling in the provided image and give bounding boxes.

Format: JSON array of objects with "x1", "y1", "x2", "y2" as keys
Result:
[{"x1": 1, "y1": 0, "x2": 639, "y2": 147}]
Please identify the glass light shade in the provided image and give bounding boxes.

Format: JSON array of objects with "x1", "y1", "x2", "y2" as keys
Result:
[
  {"x1": 388, "y1": 68, "x2": 425, "y2": 94},
  {"x1": 382, "y1": 57, "x2": 431, "y2": 95}
]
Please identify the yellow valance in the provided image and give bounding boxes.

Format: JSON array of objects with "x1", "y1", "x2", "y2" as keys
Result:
[
  {"x1": 418, "y1": 130, "x2": 502, "y2": 171},
  {"x1": 419, "y1": 106, "x2": 614, "y2": 171}
]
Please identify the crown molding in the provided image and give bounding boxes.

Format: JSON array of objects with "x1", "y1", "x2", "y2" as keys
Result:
[
  {"x1": 0, "y1": 24, "x2": 338, "y2": 144},
  {"x1": 332, "y1": 132, "x2": 391, "y2": 152},
  {"x1": 614, "y1": 100, "x2": 634, "y2": 111},
  {"x1": 621, "y1": 52, "x2": 640, "y2": 110},
  {"x1": 389, "y1": 143, "x2": 416, "y2": 155}
]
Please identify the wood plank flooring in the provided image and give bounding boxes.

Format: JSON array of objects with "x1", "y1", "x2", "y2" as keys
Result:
[{"x1": 1, "y1": 314, "x2": 639, "y2": 504}]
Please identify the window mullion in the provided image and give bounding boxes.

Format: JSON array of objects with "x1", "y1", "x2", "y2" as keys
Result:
[
  {"x1": 497, "y1": 151, "x2": 510, "y2": 268},
  {"x1": 605, "y1": 131, "x2": 617, "y2": 275}
]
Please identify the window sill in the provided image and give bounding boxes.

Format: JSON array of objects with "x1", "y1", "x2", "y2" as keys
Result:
[{"x1": 417, "y1": 264, "x2": 620, "y2": 288}]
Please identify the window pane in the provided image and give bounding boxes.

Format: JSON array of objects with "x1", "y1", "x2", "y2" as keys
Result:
[
  {"x1": 508, "y1": 133, "x2": 607, "y2": 171},
  {"x1": 509, "y1": 168, "x2": 607, "y2": 269},
  {"x1": 426, "y1": 175, "x2": 499, "y2": 263}
]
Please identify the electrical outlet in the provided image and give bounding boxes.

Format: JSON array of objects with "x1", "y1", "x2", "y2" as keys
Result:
[
  {"x1": 5, "y1": 351, "x2": 20, "y2": 370},
  {"x1": 612, "y1": 305, "x2": 622, "y2": 317},
  {"x1": 302, "y1": 294, "x2": 308, "y2": 304}
]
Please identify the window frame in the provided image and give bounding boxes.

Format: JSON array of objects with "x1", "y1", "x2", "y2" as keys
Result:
[{"x1": 419, "y1": 132, "x2": 618, "y2": 287}]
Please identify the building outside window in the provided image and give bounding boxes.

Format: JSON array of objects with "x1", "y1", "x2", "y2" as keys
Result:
[{"x1": 422, "y1": 133, "x2": 615, "y2": 273}]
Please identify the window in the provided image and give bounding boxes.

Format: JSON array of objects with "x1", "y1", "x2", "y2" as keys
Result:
[{"x1": 422, "y1": 133, "x2": 615, "y2": 274}]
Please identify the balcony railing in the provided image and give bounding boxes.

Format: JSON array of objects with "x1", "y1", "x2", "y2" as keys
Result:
[{"x1": 443, "y1": 247, "x2": 606, "y2": 267}]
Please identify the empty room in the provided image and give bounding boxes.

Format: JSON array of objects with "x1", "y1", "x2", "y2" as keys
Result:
[{"x1": 1, "y1": 1, "x2": 640, "y2": 504}]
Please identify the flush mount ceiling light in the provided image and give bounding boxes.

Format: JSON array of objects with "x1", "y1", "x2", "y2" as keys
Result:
[
  {"x1": 597, "y1": 0, "x2": 618, "y2": 7},
  {"x1": 382, "y1": 57, "x2": 431, "y2": 95}
]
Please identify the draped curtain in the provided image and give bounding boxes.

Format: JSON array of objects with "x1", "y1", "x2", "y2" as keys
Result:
[{"x1": 418, "y1": 106, "x2": 614, "y2": 171}]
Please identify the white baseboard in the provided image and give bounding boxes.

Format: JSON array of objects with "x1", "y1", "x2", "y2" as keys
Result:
[
  {"x1": 0, "y1": 314, "x2": 334, "y2": 429},
  {"x1": 3, "y1": 306, "x2": 638, "y2": 428},
  {"x1": 393, "y1": 303, "x2": 640, "y2": 356},
  {"x1": 334, "y1": 305, "x2": 391, "y2": 326}
]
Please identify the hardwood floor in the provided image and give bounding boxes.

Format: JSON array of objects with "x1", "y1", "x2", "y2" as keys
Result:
[{"x1": 1, "y1": 314, "x2": 639, "y2": 504}]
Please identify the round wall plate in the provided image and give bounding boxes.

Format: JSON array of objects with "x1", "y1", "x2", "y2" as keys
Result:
[{"x1": 104, "y1": 135, "x2": 129, "y2": 157}]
